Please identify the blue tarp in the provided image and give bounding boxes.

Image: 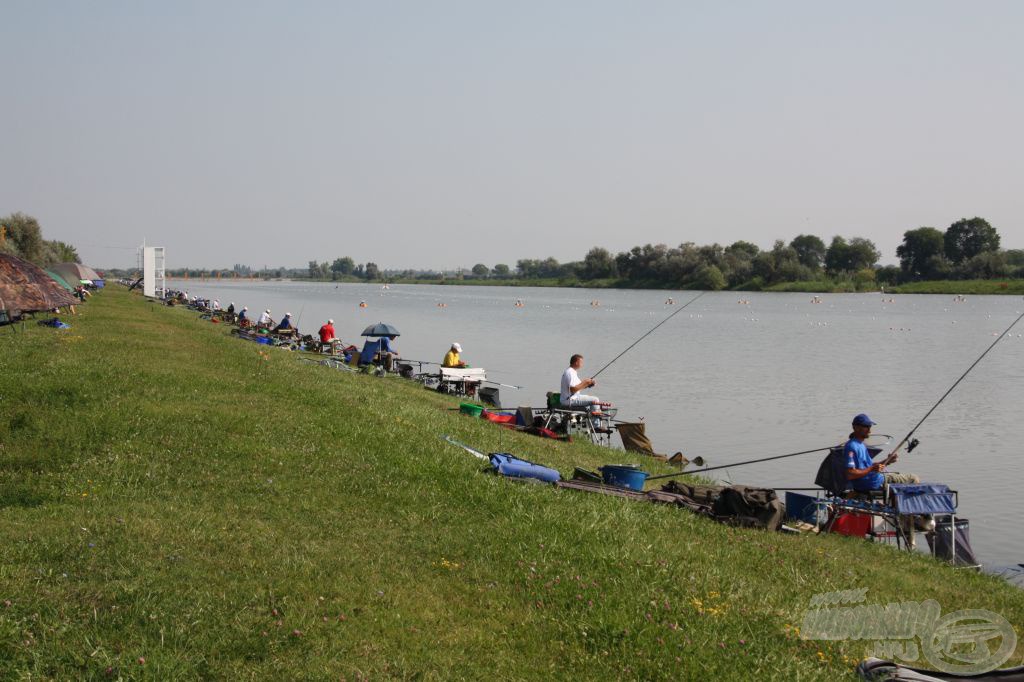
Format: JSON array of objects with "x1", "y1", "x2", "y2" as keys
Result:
[{"x1": 887, "y1": 483, "x2": 956, "y2": 516}]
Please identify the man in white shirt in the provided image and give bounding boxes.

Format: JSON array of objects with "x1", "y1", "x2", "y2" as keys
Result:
[
  {"x1": 560, "y1": 354, "x2": 606, "y2": 411},
  {"x1": 257, "y1": 309, "x2": 273, "y2": 327}
]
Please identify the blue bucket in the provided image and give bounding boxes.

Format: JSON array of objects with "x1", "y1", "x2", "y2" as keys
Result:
[{"x1": 599, "y1": 465, "x2": 649, "y2": 491}]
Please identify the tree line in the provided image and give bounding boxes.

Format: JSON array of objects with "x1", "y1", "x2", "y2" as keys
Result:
[
  {"x1": 479, "y1": 217, "x2": 1020, "y2": 290},
  {"x1": 292, "y1": 217, "x2": 1017, "y2": 290},
  {"x1": 0, "y1": 213, "x2": 81, "y2": 267}
]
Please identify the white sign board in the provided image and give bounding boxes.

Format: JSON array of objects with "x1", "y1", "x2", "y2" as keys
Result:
[{"x1": 143, "y1": 246, "x2": 165, "y2": 298}]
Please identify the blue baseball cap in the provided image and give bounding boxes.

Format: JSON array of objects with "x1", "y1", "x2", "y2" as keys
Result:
[{"x1": 852, "y1": 413, "x2": 876, "y2": 427}]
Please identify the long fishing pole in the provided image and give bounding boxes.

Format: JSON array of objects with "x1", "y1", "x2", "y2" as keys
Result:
[
  {"x1": 889, "y1": 304, "x2": 1024, "y2": 458},
  {"x1": 591, "y1": 291, "x2": 707, "y2": 380},
  {"x1": 645, "y1": 444, "x2": 837, "y2": 482}
]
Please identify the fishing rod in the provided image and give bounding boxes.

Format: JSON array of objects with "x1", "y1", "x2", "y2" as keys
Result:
[
  {"x1": 591, "y1": 290, "x2": 707, "y2": 380},
  {"x1": 645, "y1": 444, "x2": 837, "y2": 482},
  {"x1": 889, "y1": 304, "x2": 1024, "y2": 458},
  {"x1": 645, "y1": 432, "x2": 896, "y2": 482},
  {"x1": 483, "y1": 380, "x2": 524, "y2": 390}
]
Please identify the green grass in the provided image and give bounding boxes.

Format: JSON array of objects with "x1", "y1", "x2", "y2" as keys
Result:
[
  {"x1": 886, "y1": 279, "x2": 1024, "y2": 295},
  {"x1": 1, "y1": 288, "x2": 1022, "y2": 679}
]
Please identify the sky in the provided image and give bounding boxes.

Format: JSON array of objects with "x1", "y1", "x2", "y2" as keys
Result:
[{"x1": 2, "y1": 1, "x2": 1022, "y2": 270}]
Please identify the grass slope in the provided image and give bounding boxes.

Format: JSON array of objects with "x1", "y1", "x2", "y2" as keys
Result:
[{"x1": 1, "y1": 288, "x2": 1022, "y2": 680}]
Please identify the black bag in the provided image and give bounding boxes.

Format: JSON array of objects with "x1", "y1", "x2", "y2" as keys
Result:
[
  {"x1": 814, "y1": 447, "x2": 849, "y2": 497},
  {"x1": 711, "y1": 485, "x2": 784, "y2": 530}
]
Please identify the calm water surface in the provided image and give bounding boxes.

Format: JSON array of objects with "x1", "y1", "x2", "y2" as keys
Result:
[{"x1": 170, "y1": 280, "x2": 1024, "y2": 565}]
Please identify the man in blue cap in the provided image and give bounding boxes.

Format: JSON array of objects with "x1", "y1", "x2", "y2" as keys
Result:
[{"x1": 844, "y1": 413, "x2": 919, "y2": 492}]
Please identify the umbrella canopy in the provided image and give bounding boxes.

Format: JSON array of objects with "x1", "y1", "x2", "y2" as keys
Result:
[
  {"x1": 45, "y1": 269, "x2": 75, "y2": 291},
  {"x1": 361, "y1": 322, "x2": 400, "y2": 337},
  {"x1": 0, "y1": 253, "x2": 79, "y2": 316},
  {"x1": 50, "y1": 262, "x2": 100, "y2": 285}
]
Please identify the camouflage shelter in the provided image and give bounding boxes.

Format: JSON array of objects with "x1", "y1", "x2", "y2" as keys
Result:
[{"x1": 0, "y1": 253, "x2": 79, "y2": 321}]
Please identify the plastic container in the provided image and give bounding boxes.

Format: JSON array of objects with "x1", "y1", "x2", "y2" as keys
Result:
[
  {"x1": 460, "y1": 403, "x2": 484, "y2": 417},
  {"x1": 599, "y1": 464, "x2": 649, "y2": 491},
  {"x1": 256, "y1": 336, "x2": 272, "y2": 345}
]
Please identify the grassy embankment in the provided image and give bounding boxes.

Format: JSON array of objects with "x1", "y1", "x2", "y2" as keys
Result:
[
  {"x1": 2, "y1": 287, "x2": 1022, "y2": 679},
  {"x1": 886, "y1": 279, "x2": 1024, "y2": 295}
]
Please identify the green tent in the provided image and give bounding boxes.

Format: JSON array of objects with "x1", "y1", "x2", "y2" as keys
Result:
[{"x1": 46, "y1": 269, "x2": 74, "y2": 291}]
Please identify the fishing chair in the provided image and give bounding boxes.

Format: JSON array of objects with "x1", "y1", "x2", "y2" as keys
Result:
[
  {"x1": 541, "y1": 392, "x2": 616, "y2": 446},
  {"x1": 814, "y1": 447, "x2": 960, "y2": 555}
]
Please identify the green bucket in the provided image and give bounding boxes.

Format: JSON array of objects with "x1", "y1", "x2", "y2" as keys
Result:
[{"x1": 460, "y1": 403, "x2": 484, "y2": 417}]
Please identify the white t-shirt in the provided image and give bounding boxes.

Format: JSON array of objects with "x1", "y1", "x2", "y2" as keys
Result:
[{"x1": 560, "y1": 367, "x2": 581, "y2": 404}]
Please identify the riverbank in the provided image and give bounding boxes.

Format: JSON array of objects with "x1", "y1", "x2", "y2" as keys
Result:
[{"x1": 2, "y1": 288, "x2": 1022, "y2": 678}]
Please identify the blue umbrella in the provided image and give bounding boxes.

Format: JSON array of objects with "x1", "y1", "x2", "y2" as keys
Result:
[{"x1": 361, "y1": 322, "x2": 400, "y2": 337}]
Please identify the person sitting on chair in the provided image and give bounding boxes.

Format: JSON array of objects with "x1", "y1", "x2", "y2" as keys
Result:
[
  {"x1": 227, "y1": 302, "x2": 236, "y2": 314},
  {"x1": 257, "y1": 309, "x2": 273, "y2": 327},
  {"x1": 560, "y1": 354, "x2": 610, "y2": 412},
  {"x1": 319, "y1": 319, "x2": 336, "y2": 342},
  {"x1": 844, "y1": 413, "x2": 919, "y2": 492},
  {"x1": 442, "y1": 342, "x2": 467, "y2": 368},
  {"x1": 274, "y1": 312, "x2": 295, "y2": 333},
  {"x1": 237, "y1": 306, "x2": 249, "y2": 325},
  {"x1": 359, "y1": 334, "x2": 398, "y2": 371}
]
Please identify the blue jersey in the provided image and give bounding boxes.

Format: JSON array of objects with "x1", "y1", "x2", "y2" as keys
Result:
[{"x1": 845, "y1": 438, "x2": 883, "y2": 491}]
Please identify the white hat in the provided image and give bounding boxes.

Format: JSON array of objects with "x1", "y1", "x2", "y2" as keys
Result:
[
  {"x1": 452, "y1": 342, "x2": 462, "y2": 352},
  {"x1": 242, "y1": 306, "x2": 248, "y2": 310},
  {"x1": 285, "y1": 312, "x2": 291, "y2": 317},
  {"x1": 265, "y1": 309, "x2": 271, "y2": 313},
  {"x1": 328, "y1": 319, "x2": 334, "y2": 324}
]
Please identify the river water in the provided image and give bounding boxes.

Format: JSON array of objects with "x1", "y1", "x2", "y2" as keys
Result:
[{"x1": 169, "y1": 279, "x2": 1024, "y2": 565}]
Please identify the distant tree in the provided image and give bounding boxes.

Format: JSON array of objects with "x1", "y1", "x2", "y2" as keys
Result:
[
  {"x1": 848, "y1": 238, "x2": 880, "y2": 271},
  {"x1": 825, "y1": 236, "x2": 879, "y2": 274},
  {"x1": 331, "y1": 256, "x2": 355, "y2": 277},
  {"x1": 471, "y1": 263, "x2": 490, "y2": 277},
  {"x1": 876, "y1": 265, "x2": 901, "y2": 286},
  {"x1": 853, "y1": 268, "x2": 876, "y2": 290},
  {"x1": 960, "y1": 252, "x2": 1008, "y2": 279},
  {"x1": 308, "y1": 260, "x2": 322, "y2": 278},
  {"x1": 516, "y1": 259, "x2": 540, "y2": 278},
  {"x1": 40, "y1": 240, "x2": 80, "y2": 265},
  {"x1": 353, "y1": 263, "x2": 365, "y2": 278},
  {"x1": 581, "y1": 247, "x2": 616, "y2": 279},
  {"x1": 789, "y1": 234, "x2": 826, "y2": 270},
  {"x1": 896, "y1": 227, "x2": 946, "y2": 280},
  {"x1": 1004, "y1": 250, "x2": 1024, "y2": 267},
  {"x1": 492, "y1": 263, "x2": 510, "y2": 277},
  {"x1": 538, "y1": 257, "x2": 561, "y2": 278},
  {"x1": 0, "y1": 212, "x2": 45, "y2": 263},
  {"x1": 944, "y1": 217, "x2": 1000, "y2": 264},
  {"x1": 364, "y1": 262, "x2": 379, "y2": 280},
  {"x1": 693, "y1": 264, "x2": 726, "y2": 291},
  {"x1": 725, "y1": 240, "x2": 760, "y2": 259}
]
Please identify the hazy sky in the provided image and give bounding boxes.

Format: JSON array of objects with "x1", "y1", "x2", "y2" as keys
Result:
[{"x1": 2, "y1": 1, "x2": 1022, "y2": 270}]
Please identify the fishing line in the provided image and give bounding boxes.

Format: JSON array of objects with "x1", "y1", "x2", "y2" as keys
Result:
[
  {"x1": 591, "y1": 291, "x2": 707, "y2": 379},
  {"x1": 890, "y1": 305, "x2": 1024, "y2": 457}
]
